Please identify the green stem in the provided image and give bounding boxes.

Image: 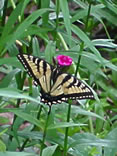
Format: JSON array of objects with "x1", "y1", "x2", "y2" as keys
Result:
[
  {"x1": 10, "y1": 0, "x2": 16, "y2": 9},
  {"x1": 37, "y1": 0, "x2": 41, "y2": 9},
  {"x1": 20, "y1": 104, "x2": 42, "y2": 151},
  {"x1": 40, "y1": 112, "x2": 50, "y2": 156},
  {"x1": 19, "y1": 139, "x2": 29, "y2": 151},
  {"x1": 37, "y1": 105, "x2": 43, "y2": 120},
  {"x1": 56, "y1": 0, "x2": 60, "y2": 29},
  {"x1": 75, "y1": 1, "x2": 92, "y2": 75},
  {"x1": 63, "y1": 100, "x2": 72, "y2": 156},
  {"x1": 89, "y1": 116, "x2": 94, "y2": 134},
  {"x1": 85, "y1": 1, "x2": 92, "y2": 33},
  {"x1": 63, "y1": 2, "x2": 92, "y2": 156},
  {"x1": 75, "y1": 42, "x2": 84, "y2": 76},
  {"x1": 57, "y1": 32, "x2": 71, "y2": 156},
  {"x1": 2, "y1": 0, "x2": 8, "y2": 26},
  {"x1": 10, "y1": 0, "x2": 21, "y2": 22},
  {"x1": 58, "y1": 32, "x2": 69, "y2": 50},
  {"x1": 9, "y1": 72, "x2": 26, "y2": 142}
]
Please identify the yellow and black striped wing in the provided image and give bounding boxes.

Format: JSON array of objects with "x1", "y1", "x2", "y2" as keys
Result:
[
  {"x1": 50, "y1": 73, "x2": 94, "y2": 103},
  {"x1": 17, "y1": 54, "x2": 94, "y2": 106},
  {"x1": 17, "y1": 54, "x2": 52, "y2": 93}
]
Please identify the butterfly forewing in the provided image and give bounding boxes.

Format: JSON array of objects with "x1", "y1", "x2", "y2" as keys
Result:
[{"x1": 17, "y1": 54, "x2": 52, "y2": 93}]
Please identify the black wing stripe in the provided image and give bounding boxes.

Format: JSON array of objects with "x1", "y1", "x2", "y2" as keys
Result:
[
  {"x1": 66, "y1": 77, "x2": 77, "y2": 88},
  {"x1": 61, "y1": 75, "x2": 71, "y2": 84},
  {"x1": 43, "y1": 60, "x2": 47, "y2": 74},
  {"x1": 37, "y1": 58, "x2": 40, "y2": 73}
]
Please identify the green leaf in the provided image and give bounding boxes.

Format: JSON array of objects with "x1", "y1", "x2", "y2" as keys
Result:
[
  {"x1": 71, "y1": 24, "x2": 103, "y2": 63},
  {"x1": 0, "y1": 0, "x2": 30, "y2": 54},
  {"x1": 82, "y1": 52, "x2": 117, "y2": 72},
  {"x1": 45, "y1": 41, "x2": 56, "y2": 63},
  {"x1": 0, "y1": 69, "x2": 19, "y2": 88},
  {"x1": 1, "y1": 0, "x2": 29, "y2": 38},
  {"x1": 59, "y1": 0, "x2": 71, "y2": 46},
  {"x1": 10, "y1": 8, "x2": 50, "y2": 42},
  {"x1": 71, "y1": 3, "x2": 104, "y2": 23},
  {"x1": 0, "y1": 88, "x2": 40, "y2": 104},
  {"x1": 0, "y1": 140, "x2": 6, "y2": 152},
  {"x1": 18, "y1": 131, "x2": 43, "y2": 140},
  {"x1": 97, "y1": 8, "x2": 117, "y2": 26},
  {"x1": 70, "y1": 133, "x2": 117, "y2": 148},
  {"x1": 32, "y1": 37, "x2": 40, "y2": 57},
  {"x1": 95, "y1": 103, "x2": 104, "y2": 133},
  {"x1": 99, "y1": 0, "x2": 117, "y2": 15},
  {"x1": 92, "y1": 39, "x2": 117, "y2": 49},
  {"x1": 71, "y1": 106, "x2": 105, "y2": 121},
  {"x1": 20, "y1": 25, "x2": 52, "y2": 40},
  {"x1": 48, "y1": 122, "x2": 86, "y2": 129},
  {"x1": 0, "y1": 116, "x2": 9, "y2": 125},
  {"x1": 0, "y1": 108, "x2": 43, "y2": 129},
  {"x1": 0, "y1": 57, "x2": 21, "y2": 68},
  {"x1": 0, "y1": 8, "x2": 51, "y2": 54},
  {"x1": 41, "y1": 0, "x2": 50, "y2": 25},
  {"x1": 0, "y1": 152, "x2": 38, "y2": 156},
  {"x1": 42, "y1": 145, "x2": 58, "y2": 156},
  {"x1": 8, "y1": 44, "x2": 19, "y2": 56},
  {"x1": 0, "y1": 0, "x2": 4, "y2": 10},
  {"x1": 104, "y1": 128, "x2": 117, "y2": 156}
]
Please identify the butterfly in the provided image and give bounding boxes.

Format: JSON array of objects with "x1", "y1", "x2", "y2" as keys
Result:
[{"x1": 17, "y1": 54, "x2": 94, "y2": 111}]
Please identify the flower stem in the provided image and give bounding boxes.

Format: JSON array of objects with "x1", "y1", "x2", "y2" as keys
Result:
[
  {"x1": 9, "y1": 72, "x2": 26, "y2": 143},
  {"x1": 58, "y1": 32, "x2": 69, "y2": 50},
  {"x1": 40, "y1": 111, "x2": 50, "y2": 156},
  {"x1": 63, "y1": 2, "x2": 92, "y2": 156},
  {"x1": 75, "y1": 42, "x2": 84, "y2": 76},
  {"x1": 75, "y1": 1, "x2": 92, "y2": 75},
  {"x1": 56, "y1": 0, "x2": 60, "y2": 29},
  {"x1": 57, "y1": 32, "x2": 71, "y2": 156},
  {"x1": 63, "y1": 100, "x2": 72, "y2": 156}
]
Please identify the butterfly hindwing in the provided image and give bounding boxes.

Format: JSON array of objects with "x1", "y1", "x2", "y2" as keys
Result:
[{"x1": 50, "y1": 73, "x2": 94, "y2": 103}]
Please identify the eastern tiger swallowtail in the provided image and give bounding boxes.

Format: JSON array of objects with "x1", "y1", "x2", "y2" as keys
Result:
[{"x1": 17, "y1": 54, "x2": 94, "y2": 107}]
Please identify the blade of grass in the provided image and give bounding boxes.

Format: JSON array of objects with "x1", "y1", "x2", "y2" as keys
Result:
[
  {"x1": 1, "y1": 0, "x2": 8, "y2": 26},
  {"x1": 59, "y1": 0, "x2": 71, "y2": 46},
  {"x1": 0, "y1": 88, "x2": 41, "y2": 104},
  {"x1": 40, "y1": 112, "x2": 51, "y2": 156},
  {"x1": 41, "y1": 0, "x2": 50, "y2": 25},
  {"x1": 1, "y1": 0, "x2": 29, "y2": 38},
  {"x1": 0, "y1": 8, "x2": 52, "y2": 55}
]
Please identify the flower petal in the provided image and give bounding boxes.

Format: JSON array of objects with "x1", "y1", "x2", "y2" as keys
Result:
[{"x1": 56, "y1": 55, "x2": 72, "y2": 66}]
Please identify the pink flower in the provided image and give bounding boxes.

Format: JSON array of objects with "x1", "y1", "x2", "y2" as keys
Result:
[{"x1": 56, "y1": 55, "x2": 72, "y2": 66}]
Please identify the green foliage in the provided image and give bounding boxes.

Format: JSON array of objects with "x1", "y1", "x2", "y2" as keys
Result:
[{"x1": 0, "y1": 0, "x2": 117, "y2": 156}]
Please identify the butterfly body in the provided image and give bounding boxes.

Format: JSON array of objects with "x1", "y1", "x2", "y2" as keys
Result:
[{"x1": 17, "y1": 54, "x2": 94, "y2": 106}]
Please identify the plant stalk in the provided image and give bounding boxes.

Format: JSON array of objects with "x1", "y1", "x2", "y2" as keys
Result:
[
  {"x1": 63, "y1": 2, "x2": 92, "y2": 156},
  {"x1": 2, "y1": 0, "x2": 8, "y2": 26},
  {"x1": 40, "y1": 111, "x2": 50, "y2": 156},
  {"x1": 9, "y1": 72, "x2": 26, "y2": 142},
  {"x1": 63, "y1": 100, "x2": 72, "y2": 156}
]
